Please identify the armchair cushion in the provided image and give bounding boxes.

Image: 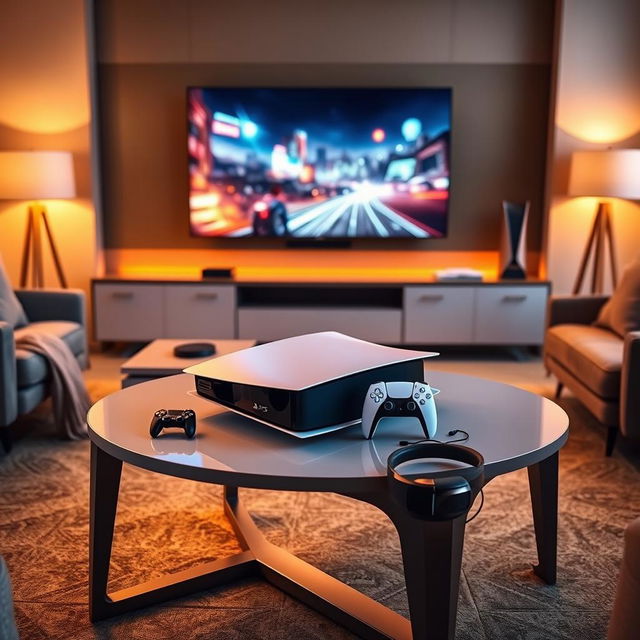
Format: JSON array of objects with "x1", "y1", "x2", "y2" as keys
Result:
[
  {"x1": 545, "y1": 324, "x2": 623, "y2": 399},
  {"x1": 547, "y1": 295, "x2": 609, "y2": 327},
  {"x1": 0, "y1": 255, "x2": 27, "y2": 328},
  {"x1": 14, "y1": 321, "x2": 85, "y2": 387},
  {"x1": 15, "y1": 289, "x2": 85, "y2": 325},
  {"x1": 596, "y1": 259, "x2": 640, "y2": 337}
]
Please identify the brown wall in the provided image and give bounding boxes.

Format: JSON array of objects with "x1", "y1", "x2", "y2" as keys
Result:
[
  {"x1": 99, "y1": 63, "x2": 550, "y2": 252},
  {"x1": 95, "y1": 0, "x2": 554, "y2": 274},
  {"x1": 546, "y1": 0, "x2": 640, "y2": 293},
  {"x1": 0, "y1": 0, "x2": 96, "y2": 293}
]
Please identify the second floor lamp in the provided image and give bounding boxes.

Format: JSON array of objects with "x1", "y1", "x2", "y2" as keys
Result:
[{"x1": 568, "y1": 149, "x2": 640, "y2": 294}]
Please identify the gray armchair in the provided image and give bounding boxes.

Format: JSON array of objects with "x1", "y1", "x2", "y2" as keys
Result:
[
  {"x1": 544, "y1": 295, "x2": 640, "y2": 455},
  {"x1": 0, "y1": 556, "x2": 18, "y2": 640},
  {"x1": 0, "y1": 289, "x2": 88, "y2": 452}
]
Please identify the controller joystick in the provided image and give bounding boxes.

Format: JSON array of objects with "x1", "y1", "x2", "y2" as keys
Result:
[
  {"x1": 150, "y1": 409, "x2": 196, "y2": 438},
  {"x1": 361, "y1": 381, "x2": 437, "y2": 440}
]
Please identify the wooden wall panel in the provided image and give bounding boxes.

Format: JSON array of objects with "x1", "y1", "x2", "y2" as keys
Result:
[
  {"x1": 451, "y1": 0, "x2": 554, "y2": 64},
  {"x1": 97, "y1": 0, "x2": 554, "y2": 65},
  {"x1": 187, "y1": 0, "x2": 452, "y2": 64},
  {"x1": 98, "y1": 63, "x2": 550, "y2": 251}
]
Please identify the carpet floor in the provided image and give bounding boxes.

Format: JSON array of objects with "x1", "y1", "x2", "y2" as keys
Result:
[{"x1": 1, "y1": 378, "x2": 640, "y2": 639}]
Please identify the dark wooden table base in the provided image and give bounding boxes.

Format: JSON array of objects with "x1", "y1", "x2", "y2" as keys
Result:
[{"x1": 89, "y1": 444, "x2": 559, "y2": 640}]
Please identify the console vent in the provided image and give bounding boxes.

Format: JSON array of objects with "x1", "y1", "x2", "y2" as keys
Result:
[{"x1": 196, "y1": 377, "x2": 212, "y2": 393}]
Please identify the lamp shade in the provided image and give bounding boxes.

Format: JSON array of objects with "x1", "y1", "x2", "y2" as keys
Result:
[
  {"x1": 0, "y1": 151, "x2": 76, "y2": 200},
  {"x1": 568, "y1": 149, "x2": 640, "y2": 199}
]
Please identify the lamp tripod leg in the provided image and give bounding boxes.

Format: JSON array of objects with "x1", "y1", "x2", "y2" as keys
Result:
[
  {"x1": 592, "y1": 207, "x2": 605, "y2": 294},
  {"x1": 31, "y1": 207, "x2": 43, "y2": 288},
  {"x1": 573, "y1": 208, "x2": 600, "y2": 295},
  {"x1": 604, "y1": 207, "x2": 618, "y2": 289},
  {"x1": 20, "y1": 211, "x2": 34, "y2": 288},
  {"x1": 41, "y1": 210, "x2": 68, "y2": 288}
]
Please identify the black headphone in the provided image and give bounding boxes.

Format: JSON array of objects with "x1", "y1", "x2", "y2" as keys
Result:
[{"x1": 387, "y1": 443, "x2": 485, "y2": 521}]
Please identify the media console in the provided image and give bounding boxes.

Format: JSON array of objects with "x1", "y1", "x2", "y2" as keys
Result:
[{"x1": 92, "y1": 276, "x2": 550, "y2": 346}]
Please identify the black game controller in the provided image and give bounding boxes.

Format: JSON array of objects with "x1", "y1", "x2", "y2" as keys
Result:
[{"x1": 150, "y1": 409, "x2": 196, "y2": 438}]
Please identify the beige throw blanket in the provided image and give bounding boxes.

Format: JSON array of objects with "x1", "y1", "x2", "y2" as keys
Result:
[{"x1": 16, "y1": 333, "x2": 90, "y2": 440}]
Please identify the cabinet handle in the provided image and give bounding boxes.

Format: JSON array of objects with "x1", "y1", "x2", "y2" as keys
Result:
[
  {"x1": 195, "y1": 292, "x2": 219, "y2": 301},
  {"x1": 418, "y1": 294, "x2": 444, "y2": 302},
  {"x1": 502, "y1": 295, "x2": 527, "y2": 302},
  {"x1": 111, "y1": 291, "x2": 134, "y2": 300}
]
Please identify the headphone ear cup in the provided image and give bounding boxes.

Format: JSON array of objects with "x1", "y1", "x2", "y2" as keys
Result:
[
  {"x1": 401, "y1": 476, "x2": 472, "y2": 521},
  {"x1": 387, "y1": 443, "x2": 483, "y2": 521},
  {"x1": 431, "y1": 476, "x2": 472, "y2": 520}
]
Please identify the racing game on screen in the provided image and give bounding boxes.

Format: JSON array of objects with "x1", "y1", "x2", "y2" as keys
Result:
[{"x1": 188, "y1": 88, "x2": 451, "y2": 238}]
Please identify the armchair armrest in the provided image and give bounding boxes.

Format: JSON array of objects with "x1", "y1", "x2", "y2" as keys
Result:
[
  {"x1": 15, "y1": 289, "x2": 86, "y2": 326},
  {"x1": 620, "y1": 331, "x2": 640, "y2": 440},
  {"x1": 547, "y1": 295, "x2": 610, "y2": 328},
  {"x1": 0, "y1": 322, "x2": 18, "y2": 428},
  {"x1": 607, "y1": 517, "x2": 640, "y2": 640}
]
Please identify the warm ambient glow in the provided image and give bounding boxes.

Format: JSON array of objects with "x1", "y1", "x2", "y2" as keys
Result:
[
  {"x1": 568, "y1": 150, "x2": 640, "y2": 199},
  {"x1": 115, "y1": 262, "x2": 499, "y2": 283},
  {"x1": 557, "y1": 94, "x2": 640, "y2": 144},
  {"x1": 107, "y1": 248, "x2": 505, "y2": 281},
  {"x1": 0, "y1": 151, "x2": 76, "y2": 200}
]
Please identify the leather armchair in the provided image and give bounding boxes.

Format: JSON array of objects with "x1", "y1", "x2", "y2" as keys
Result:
[
  {"x1": 544, "y1": 295, "x2": 640, "y2": 455},
  {"x1": 608, "y1": 517, "x2": 640, "y2": 640},
  {"x1": 0, "y1": 289, "x2": 88, "y2": 452}
]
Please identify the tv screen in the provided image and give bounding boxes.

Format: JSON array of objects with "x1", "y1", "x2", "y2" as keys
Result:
[{"x1": 188, "y1": 87, "x2": 451, "y2": 239}]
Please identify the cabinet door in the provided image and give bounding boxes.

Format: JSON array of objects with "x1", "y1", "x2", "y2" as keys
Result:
[
  {"x1": 404, "y1": 287, "x2": 475, "y2": 344},
  {"x1": 164, "y1": 285, "x2": 236, "y2": 339},
  {"x1": 94, "y1": 284, "x2": 164, "y2": 341},
  {"x1": 474, "y1": 286, "x2": 548, "y2": 345}
]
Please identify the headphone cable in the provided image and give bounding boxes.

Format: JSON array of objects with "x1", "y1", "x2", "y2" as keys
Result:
[
  {"x1": 465, "y1": 489, "x2": 484, "y2": 524},
  {"x1": 398, "y1": 428, "x2": 470, "y2": 447}
]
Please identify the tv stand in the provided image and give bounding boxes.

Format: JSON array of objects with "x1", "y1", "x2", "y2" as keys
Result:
[{"x1": 92, "y1": 276, "x2": 550, "y2": 346}]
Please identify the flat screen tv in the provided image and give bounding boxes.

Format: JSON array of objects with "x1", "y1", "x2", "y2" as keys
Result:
[{"x1": 188, "y1": 87, "x2": 451, "y2": 239}]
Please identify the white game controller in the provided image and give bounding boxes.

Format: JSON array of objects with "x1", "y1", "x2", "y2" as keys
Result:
[{"x1": 361, "y1": 381, "x2": 438, "y2": 440}]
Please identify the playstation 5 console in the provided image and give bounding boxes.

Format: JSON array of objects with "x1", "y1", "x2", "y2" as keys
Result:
[{"x1": 185, "y1": 332, "x2": 437, "y2": 433}]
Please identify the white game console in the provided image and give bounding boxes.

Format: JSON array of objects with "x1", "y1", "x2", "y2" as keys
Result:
[{"x1": 184, "y1": 332, "x2": 438, "y2": 436}]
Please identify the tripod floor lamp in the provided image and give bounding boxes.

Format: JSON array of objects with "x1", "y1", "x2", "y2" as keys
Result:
[
  {"x1": 0, "y1": 151, "x2": 76, "y2": 288},
  {"x1": 568, "y1": 149, "x2": 640, "y2": 295}
]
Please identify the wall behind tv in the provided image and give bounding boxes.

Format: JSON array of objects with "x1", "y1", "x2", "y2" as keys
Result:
[{"x1": 95, "y1": 0, "x2": 554, "y2": 271}]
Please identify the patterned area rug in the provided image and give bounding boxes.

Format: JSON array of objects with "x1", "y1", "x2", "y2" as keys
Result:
[{"x1": 1, "y1": 383, "x2": 639, "y2": 640}]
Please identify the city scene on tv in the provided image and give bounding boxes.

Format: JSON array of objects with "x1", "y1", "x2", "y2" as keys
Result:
[{"x1": 188, "y1": 88, "x2": 451, "y2": 238}]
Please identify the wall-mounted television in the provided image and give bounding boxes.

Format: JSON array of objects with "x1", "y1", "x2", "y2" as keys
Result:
[{"x1": 188, "y1": 87, "x2": 451, "y2": 239}]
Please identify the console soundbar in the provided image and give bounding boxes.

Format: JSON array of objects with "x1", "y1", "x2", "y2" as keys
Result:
[{"x1": 185, "y1": 332, "x2": 438, "y2": 432}]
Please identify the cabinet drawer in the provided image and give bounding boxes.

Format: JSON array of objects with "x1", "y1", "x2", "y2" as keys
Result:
[
  {"x1": 164, "y1": 285, "x2": 236, "y2": 339},
  {"x1": 474, "y1": 286, "x2": 548, "y2": 344},
  {"x1": 238, "y1": 308, "x2": 402, "y2": 343},
  {"x1": 403, "y1": 287, "x2": 475, "y2": 344},
  {"x1": 94, "y1": 284, "x2": 164, "y2": 341}
]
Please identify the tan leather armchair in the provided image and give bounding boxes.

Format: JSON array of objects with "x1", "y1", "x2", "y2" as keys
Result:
[
  {"x1": 608, "y1": 517, "x2": 640, "y2": 640},
  {"x1": 544, "y1": 295, "x2": 640, "y2": 455}
]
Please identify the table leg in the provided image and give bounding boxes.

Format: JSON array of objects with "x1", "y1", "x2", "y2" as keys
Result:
[
  {"x1": 391, "y1": 510, "x2": 467, "y2": 640},
  {"x1": 89, "y1": 445, "x2": 258, "y2": 622},
  {"x1": 89, "y1": 442, "x2": 123, "y2": 621},
  {"x1": 527, "y1": 451, "x2": 559, "y2": 584}
]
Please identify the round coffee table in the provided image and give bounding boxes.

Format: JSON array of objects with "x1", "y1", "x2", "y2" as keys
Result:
[{"x1": 88, "y1": 371, "x2": 568, "y2": 640}]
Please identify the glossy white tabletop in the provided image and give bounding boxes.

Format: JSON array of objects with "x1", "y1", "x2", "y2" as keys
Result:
[{"x1": 87, "y1": 372, "x2": 569, "y2": 493}]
